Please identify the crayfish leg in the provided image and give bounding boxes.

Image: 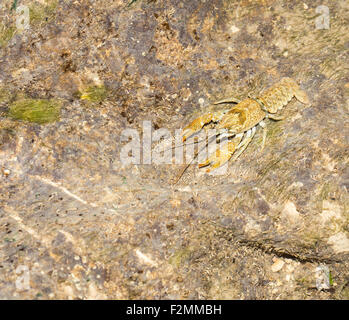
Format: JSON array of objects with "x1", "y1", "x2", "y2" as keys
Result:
[
  {"x1": 267, "y1": 114, "x2": 285, "y2": 121},
  {"x1": 213, "y1": 96, "x2": 241, "y2": 105},
  {"x1": 231, "y1": 126, "x2": 257, "y2": 162},
  {"x1": 259, "y1": 121, "x2": 267, "y2": 151}
]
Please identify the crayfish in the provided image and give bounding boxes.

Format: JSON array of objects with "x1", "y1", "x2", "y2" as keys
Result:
[{"x1": 181, "y1": 77, "x2": 309, "y2": 172}]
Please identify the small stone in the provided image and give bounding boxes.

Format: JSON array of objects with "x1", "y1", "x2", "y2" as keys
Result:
[
  {"x1": 315, "y1": 265, "x2": 331, "y2": 290},
  {"x1": 230, "y1": 25, "x2": 240, "y2": 33},
  {"x1": 170, "y1": 198, "x2": 181, "y2": 208},
  {"x1": 281, "y1": 201, "x2": 300, "y2": 224},
  {"x1": 177, "y1": 186, "x2": 192, "y2": 192},
  {"x1": 286, "y1": 264, "x2": 295, "y2": 272},
  {"x1": 271, "y1": 259, "x2": 285, "y2": 272}
]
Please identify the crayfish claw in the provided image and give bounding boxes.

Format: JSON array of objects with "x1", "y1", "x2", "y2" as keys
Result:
[
  {"x1": 198, "y1": 135, "x2": 242, "y2": 172},
  {"x1": 182, "y1": 113, "x2": 214, "y2": 141}
]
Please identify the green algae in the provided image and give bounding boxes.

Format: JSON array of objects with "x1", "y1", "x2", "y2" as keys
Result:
[
  {"x1": 79, "y1": 85, "x2": 108, "y2": 104},
  {"x1": 29, "y1": 0, "x2": 58, "y2": 25},
  {"x1": 8, "y1": 98, "x2": 61, "y2": 124},
  {"x1": 169, "y1": 247, "x2": 193, "y2": 268},
  {"x1": 0, "y1": 23, "x2": 16, "y2": 48}
]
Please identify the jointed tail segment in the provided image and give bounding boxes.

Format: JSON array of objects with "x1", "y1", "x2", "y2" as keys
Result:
[
  {"x1": 257, "y1": 77, "x2": 310, "y2": 113},
  {"x1": 181, "y1": 77, "x2": 309, "y2": 173}
]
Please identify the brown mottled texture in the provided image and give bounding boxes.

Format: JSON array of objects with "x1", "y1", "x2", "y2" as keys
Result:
[
  {"x1": 217, "y1": 98, "x2": 265, "y2": 131},
  {"x1": 0, "y1": 0, "x2": 348, "y2": 299}
]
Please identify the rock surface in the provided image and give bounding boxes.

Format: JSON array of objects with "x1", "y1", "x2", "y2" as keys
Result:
[{"x1": 0, "y1": 0, "x2": 348, "y2": 299}]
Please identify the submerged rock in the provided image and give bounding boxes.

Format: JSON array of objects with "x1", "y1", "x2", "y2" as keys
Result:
[{"x1": 0, "y1": 0, "x2": 348, "y2": 299}]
